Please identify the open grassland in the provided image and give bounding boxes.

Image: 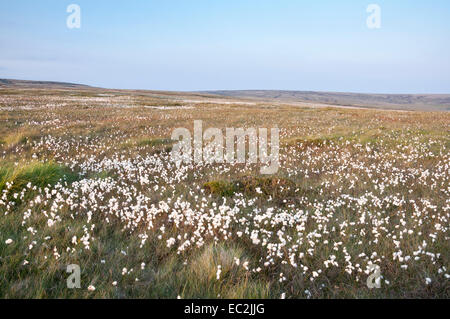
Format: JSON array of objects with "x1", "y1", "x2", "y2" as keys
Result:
[{"x1": 0, "y1": 87, "x2": 449, "y2": 298}]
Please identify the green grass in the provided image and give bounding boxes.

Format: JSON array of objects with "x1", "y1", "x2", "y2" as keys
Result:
[
  {"x1": 0, "y1": 162, "x2": 79, "y2": 194},
  {"x1": 137, "y1": 138, "x2": 173, "y2": 147},
  {"x1": 204, "y1": 180, "x2": 238, "y2": 197}
]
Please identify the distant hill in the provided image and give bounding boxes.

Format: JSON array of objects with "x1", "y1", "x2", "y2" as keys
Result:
[
  {"x1": 1, "y1": 79, "x2": 449, "y2": 111},
  {"x1": 0, "y1": 79, "x2": 90, "y2": 89},
  {"x1": 203, "y1": 90, "x2": 450, "y2": 111}
]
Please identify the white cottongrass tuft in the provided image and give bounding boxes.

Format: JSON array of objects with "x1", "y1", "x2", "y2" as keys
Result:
[{"x1": 216, "y1": 265, "x2": 222, "y2": 280}]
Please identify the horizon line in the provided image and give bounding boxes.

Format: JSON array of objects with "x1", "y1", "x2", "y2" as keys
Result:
[{"x1": 1, "y1": 78, "x2": 450, "y2": 96}]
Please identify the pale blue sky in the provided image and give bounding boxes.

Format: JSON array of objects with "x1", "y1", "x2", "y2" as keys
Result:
[{"x1": 1, "y1": 0, "x2": 449, "y2": 93}]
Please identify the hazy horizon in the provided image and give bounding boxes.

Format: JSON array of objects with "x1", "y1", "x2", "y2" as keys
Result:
[{"x1": 1, "y1": 1, "x2": 450, "y2": 94}]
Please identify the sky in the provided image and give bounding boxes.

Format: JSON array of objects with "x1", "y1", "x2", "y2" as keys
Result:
[{"x1": 0, "y1": 0, "x2": 449, "y2": 93}]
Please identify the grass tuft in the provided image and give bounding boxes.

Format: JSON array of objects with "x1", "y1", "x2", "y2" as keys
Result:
[
  {"x1": 0, "y1": 161, "x2": 79, "y2": 194},
  {"x1": 204, "y1": 180, "x2": 238, "y2": 197},
  {"x1": 137, "y1": 138, "x2": 173, "y2": 147}
]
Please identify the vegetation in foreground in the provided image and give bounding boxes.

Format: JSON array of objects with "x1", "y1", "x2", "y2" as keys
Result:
[{"x1": 0, "y1": 87, "x2": 449, "y2": 298}]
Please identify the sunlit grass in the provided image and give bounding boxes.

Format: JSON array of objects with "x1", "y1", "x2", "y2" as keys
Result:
[{"x1": 0, "y1": 87, "x2": 448, "y2": 299}]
